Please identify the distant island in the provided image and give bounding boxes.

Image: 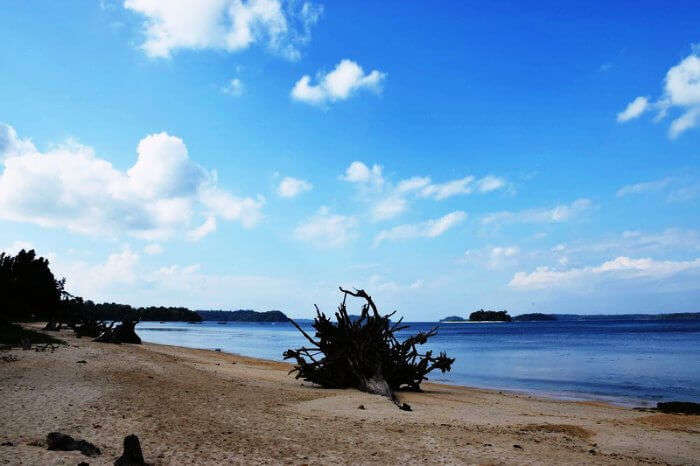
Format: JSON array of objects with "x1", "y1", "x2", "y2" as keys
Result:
[
  {"x1": 513, "y1": 313, "x2": 557, "y2": 321},
  {"x1": 439, "y1": 315, "x2": 467, "y2": 322},
  {"x1": 470, "y1": 310, "x2": 512, "y2": 322},
  {"x1": 197, "y1": 310, "x2": 290, "y2": 322},
  {"x1": 439, "y1": 310, "x2": 512, "y2": 322}
]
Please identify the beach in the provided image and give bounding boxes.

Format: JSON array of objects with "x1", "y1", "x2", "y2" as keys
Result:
[{"x1": 1, "y1": 326, "x2": 698, "y2": 465}]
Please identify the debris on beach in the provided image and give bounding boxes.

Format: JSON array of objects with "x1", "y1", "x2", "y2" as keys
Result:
[
  {"x1": 93, "y1": 319, "x2": 142, "y2": 344},
  {"x1": 284, "y1": 287, "x2": 454, "y2": 410},
  {"x1": 115, "y1": 434, "x2": 147, "y2": 466},
  {"x1": 46, "y1": 432, "x2": 101, "y2": 457}
]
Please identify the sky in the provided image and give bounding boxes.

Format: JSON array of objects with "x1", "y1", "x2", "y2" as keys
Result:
[{"x1": 0, "y1": 1, "x2": 699, "y2": 320}]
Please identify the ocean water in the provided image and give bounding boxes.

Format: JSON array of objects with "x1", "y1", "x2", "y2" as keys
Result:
[{"x1": 135, "y1": 319, "x2": 700, "y2": 406}]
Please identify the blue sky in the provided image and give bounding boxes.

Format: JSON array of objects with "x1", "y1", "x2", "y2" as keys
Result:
[{"x1": 1, "y1": 1, "x2": 699, "y2": 319}]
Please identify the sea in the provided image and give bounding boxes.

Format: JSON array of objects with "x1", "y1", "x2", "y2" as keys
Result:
[{"x1": 135, "y1": 319, "x2": 700, "y2": 406}]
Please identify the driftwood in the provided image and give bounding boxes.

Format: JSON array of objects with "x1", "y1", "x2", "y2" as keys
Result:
[
  {"x1": 114, "y1": 434, "x2": 147, "y2": 466},
  {"x1": 284, "y1": 287, "x2": 454, "y2": 410},
  {"x1": 94, "y1": 319, "x2": 141, "y2": 344},
  {"x1": 75, "y1": 319, "x2": 108, "y2": 338},
  {"x1": 46, "y1": 432, "x2": 101, "y2": 457}
]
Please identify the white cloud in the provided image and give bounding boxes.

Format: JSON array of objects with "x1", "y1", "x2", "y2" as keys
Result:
[
  {"x1": 291, "y1": 59, "x2": 386, "y2": 106},
  {"x1": 0, "y1": 124, "x2": 35, "y2": 160},
  {"x1": 419, "y1": 176, "x2": 474, "y2": 200},
  {"x1": 482, "y1": 198, "x2": 592, "y2": 226},
  {"x1": 55, "y1": 246, "x2": 141, "y2": 298},
  {"x1": 669, "y1": 106, "x2": 700, "y2": 138},
  {"x1": 617, "y1": 96, "x2": 649, "y2": 122},
  {"x1": 144, "y1": 243, "x2": 164, "y2": 255},
  {"x1": 0, "y1": 124, "x2": 263, "y2": 240},
  {"x1": 374, "y1": 211, "x2": 466, "y2": 246},
  {"x1": 616, "y1": 177, "x2": 672, "y2": 197},
  {"x1": 371, "y1": 196, "x2": 407, "y2": 221},
  {"x1": 617, "y1": 49, "x2": 700, "y2": 137},
  {"x1": 277, "y1": 176, "x2": 312, "y2": 198},
  {"x1": 124, "y1": 0, "x2": 322, "y2": 60},
  {"x1": 187, "y1": 216, "x2": 217, "y2": 241},
  {"x1": 615, "y1": 176, "x2": 699, "y2": 202},
  {"x1": 509, "y1": 256, "x2": 700, "y2": 290},
  {"x1": 341, "y1": 161, "x2": 384, "y2": 187},
  {"x1": 477, "y1": 175, "x2": 507, "y2": 193},
  {"x1": 461, "y1": 245, "x2": 520, "y2": 270},
  {"x1": 294, "y1": 207, "x2": 357, "y2": 248},
  {"x1": 222, "y1": 78, "x2": 244, "y2": 96},
  {"x1": 396, "y1": 176, "x2": 430, "y2": 193},
  {"x1": 418, "y1": 175, "x2": 507, "y2": 200}
]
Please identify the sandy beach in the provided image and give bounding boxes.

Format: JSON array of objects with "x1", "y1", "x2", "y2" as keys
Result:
[{"x1": 1, "y1": 326, "x2": 698, "y2": 465}]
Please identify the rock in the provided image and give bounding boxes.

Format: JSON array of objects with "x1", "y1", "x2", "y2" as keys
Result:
[
  {"x1": 589, "y1": 449, "x2": 597, "y2": 455},
  {"x1": 1, "y1": 442, "x2": 13, "y2": 446},
  {"x1": 656, "y1": 401, "x2": 700, "y2": 415},
  {"x1": 114, "y1": 434, "x2": 146, "y2": 466},
  {"x1": 357, "y1": 404, "x2": 365, "y2": 410},
  {"x1": 77, "y1": 360, "x2": 87, "y2": 364},
  {"x1": 513, "y1": 444, "x2": 523, "y2": 449},
  {"x1": 46, "y1": 432, "x2": 101, "y2": 457}
]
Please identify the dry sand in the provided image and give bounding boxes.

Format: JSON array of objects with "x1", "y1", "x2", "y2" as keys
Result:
[{"x1": 1, "y1": 326, "x2": 698, "y2": 465}]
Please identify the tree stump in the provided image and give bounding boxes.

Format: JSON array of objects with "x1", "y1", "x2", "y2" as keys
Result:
[{"x1": 114, "y1": 434, "x2": 146, "y2": 466}]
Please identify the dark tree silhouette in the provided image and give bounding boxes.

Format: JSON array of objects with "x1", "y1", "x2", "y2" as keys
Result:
[
  {"x1": 284, "y1": 287, "x2": 454, "y2": 410},
  {"x1": 0, "y1": 249, "x2": 63, "y2": 323}
]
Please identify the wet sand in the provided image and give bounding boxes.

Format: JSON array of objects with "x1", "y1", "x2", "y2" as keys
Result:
[{"x1": 0, "y1": 326, "x2": 697, "y2": 465}]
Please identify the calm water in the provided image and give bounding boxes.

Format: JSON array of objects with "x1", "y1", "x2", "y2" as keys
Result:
[{"x1": 135, "y1": 319, "x2": 700, "y2": 406}]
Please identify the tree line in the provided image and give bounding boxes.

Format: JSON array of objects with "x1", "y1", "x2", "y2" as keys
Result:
[{"x1": 0, "y1": 249, "x2": 201, "y2": 324}]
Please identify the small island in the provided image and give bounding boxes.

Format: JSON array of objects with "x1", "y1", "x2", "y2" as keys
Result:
[
  {"x1": 197, "y1": 310, "x2": 290, "y2": 322},
  {"x1": 469, "y1": 309, "x2": 512, "y2": 322},
  {"x1": 439, "y1": 315, "x2": 467, "y2": 323}
]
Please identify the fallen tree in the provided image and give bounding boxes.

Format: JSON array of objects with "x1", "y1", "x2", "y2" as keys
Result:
[
  {"x1": 283, "y1": 287, "x2": 454, "y2": 410},
  {"x1": 93, "y1": 319, "x2": 141, "y2": 344}
]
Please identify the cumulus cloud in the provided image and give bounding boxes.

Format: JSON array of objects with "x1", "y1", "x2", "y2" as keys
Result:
[
  {"x1": 617, "y1": 49, "x2": 700, "y2": 137},
  {"x1": 482, "y1": 198, "x2": 592, "y2": 226},
  {"x1": 0, "y1": 124, "x2": 263, "y2": 240},
  {"x1": 222, "y1": 78, "x2": 244, "y2": 96},
  {"x1": 294, "y1": 207, "x2": 357, "y2": 248},
  {"x1": 509, "y1": 256, "x2": 700, "y2": 290},
  {"x1": 341, "y1": 161, "x2": 384, "y2": 187},
  {"x1": 277, "y1": 176, "x2": 312, "y2": 198},
  {"x1": 124, "y1": 0, "x2": 322, "y2": 60},
  {"x1": 291, "y1": 59, "x2": 386, "y2": 106},
  {"x1": 374, "y1": 211, "x2": 466, "y2": 246}
]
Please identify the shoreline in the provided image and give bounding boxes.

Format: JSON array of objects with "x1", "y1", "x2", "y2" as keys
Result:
[
  {"x1": 1, "y1": 326, "x2": 698, "y2": 464},
  {"x1": 146, "y1": 339, "x2": 654, "y2": 409},
  {"x1": 135, "y1": 325, "x2": 677, "y2": 409}
]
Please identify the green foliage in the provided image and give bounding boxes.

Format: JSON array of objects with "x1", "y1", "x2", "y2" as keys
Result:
[{"x1": 0, "y1": 249, "x2": 63, "y2": 322}]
